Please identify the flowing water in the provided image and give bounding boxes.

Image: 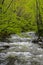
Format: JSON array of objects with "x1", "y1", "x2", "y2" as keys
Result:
[{"x1": 0, "y1": 32, "x2": 43, "y2": 65}]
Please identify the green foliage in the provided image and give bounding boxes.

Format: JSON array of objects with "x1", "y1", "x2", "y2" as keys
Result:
[{"x1": 0, "y1": 0, "x2": 43, "y2": 38}]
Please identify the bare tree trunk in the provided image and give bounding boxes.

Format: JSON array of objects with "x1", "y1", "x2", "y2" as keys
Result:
[{"x1": 36, "y1": 0, "x2": 42, "y2": 41}]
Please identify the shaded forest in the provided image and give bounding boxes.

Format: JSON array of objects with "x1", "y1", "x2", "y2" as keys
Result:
[{"x1": 0, "y1": 0, "x2": 43, "y2": 39}]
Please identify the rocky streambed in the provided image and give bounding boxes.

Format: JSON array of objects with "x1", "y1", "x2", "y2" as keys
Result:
[{"x1": 0, "y1": 32, "x2": 43, "y2": 65}]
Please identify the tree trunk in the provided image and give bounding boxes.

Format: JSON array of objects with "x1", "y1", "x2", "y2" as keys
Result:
[{"x1": 36, "y1": 0, "x2": 42, "y2": 41}]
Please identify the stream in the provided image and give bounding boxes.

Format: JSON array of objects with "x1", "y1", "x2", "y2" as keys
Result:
[{"x1": 0, "y1": 32, "x2": 43, "y2": 65}]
